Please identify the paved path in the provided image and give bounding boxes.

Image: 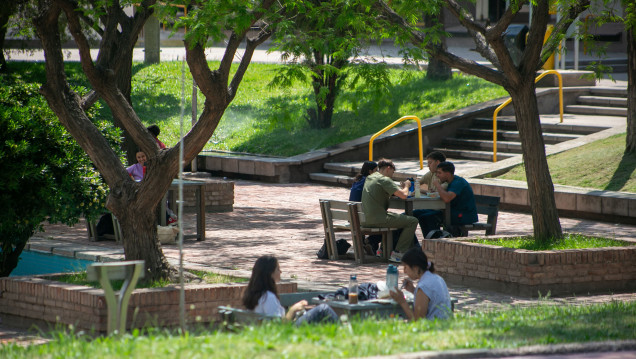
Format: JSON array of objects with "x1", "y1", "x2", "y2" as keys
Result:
[{"x1": 35, "y1": 179, "x2": 636, "y2": 304}]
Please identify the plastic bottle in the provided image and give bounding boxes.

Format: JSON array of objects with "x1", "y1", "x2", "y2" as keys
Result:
[
  {"x1": 408, "y1": 178, "x2": 415, "y2": 197},
  {"x1": 348, "y1": 275, "x2": 358, "y2": 304},
  {"x1": 386, "y1": 265, "x2": 399, "y2": 291},
  {"x1": 414, "y1": 178, "x2": 421, "y2": 198}
]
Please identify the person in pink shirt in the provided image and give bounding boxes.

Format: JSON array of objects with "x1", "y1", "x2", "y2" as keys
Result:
[{"x1": 126, "y1": 150, "x2": 146, "y2": 181}]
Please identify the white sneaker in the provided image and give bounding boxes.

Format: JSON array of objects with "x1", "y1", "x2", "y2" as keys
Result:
[{"x1": 389, "y1": 251, "x2": 402, "y2": 263}]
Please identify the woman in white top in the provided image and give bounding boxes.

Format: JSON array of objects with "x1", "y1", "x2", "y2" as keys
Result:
[
  {"x1": 389, "y1": 248, "x2": 452, "y2": 321},
  {"x1": 242, "y1": 255, "x2": 338, "y2": 325}
]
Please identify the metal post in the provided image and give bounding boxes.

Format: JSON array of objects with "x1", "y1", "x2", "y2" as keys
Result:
[{"x1": 87, "y1": 261, "x2": 145, "y2": 335}]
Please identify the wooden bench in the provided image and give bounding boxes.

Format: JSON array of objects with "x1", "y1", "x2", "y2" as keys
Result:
[
  {"x1": 459, "y1": 195, "x2": 500, "y2": 236},
  {"x1": 319, "y1": 199, "x2": 395, "y2": 264}
]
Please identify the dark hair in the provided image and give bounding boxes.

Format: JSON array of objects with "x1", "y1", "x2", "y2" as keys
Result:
[
  {"x1": 436, "y1": 161, "x2": 455, "y2": 175},
  {"x1": 353, "y1": 161, "x2": 378, "y2": 182},
  {"x1": 147, "y1": 124, "x2": 160, "y2": 137},
  {"x1": 401, "y1": 248, "x2": 435, "y2": 273},
  {"x1": 377, "y1": 158, "x2": 396, "y2": 171},
  {"x1": 426, "y1": 151, "x2": 446, "y2": 163},
  {"x1": 242, "y1": 256, "x2": 279, "y2": 310}
]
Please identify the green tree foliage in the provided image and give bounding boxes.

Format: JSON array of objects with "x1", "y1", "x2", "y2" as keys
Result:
[
  {"x1": 268, "y1": 0, "x2": 394, "y2": 129},
  {"x1": 0, "y1": 77, "x2": 121, "y2": 277}
]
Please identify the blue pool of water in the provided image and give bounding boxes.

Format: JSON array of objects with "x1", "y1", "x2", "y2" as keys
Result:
[{"x1": 10, "y1": 251, "x2": 95, "y2": 277}]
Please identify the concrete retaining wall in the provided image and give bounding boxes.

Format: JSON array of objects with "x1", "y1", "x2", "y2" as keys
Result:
[
  {"x1": 0, "y1": 275, "x2": 295, "y2": 332},
  {"x1": 469, "y1": 178, "x2": 636, "y2": 225},
  {"x1": 423, "y1": 238, "x2": 636, "y2": 297}
]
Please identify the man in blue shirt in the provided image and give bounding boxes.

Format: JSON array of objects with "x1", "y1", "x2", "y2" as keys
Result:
[{"x1": 417, "y1": 161, "x2": 478, "y2": 237}]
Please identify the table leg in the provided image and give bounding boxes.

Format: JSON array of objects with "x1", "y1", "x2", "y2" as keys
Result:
[
  {"x1": 197, "y1": 184, "x2": 205, "y2": 241},
  {"x1": 405, "y1": 201, "x2": 414, "y2": 216},
  {"x1": 444, "y1": 202, "x2": 451, "y2": 228}
]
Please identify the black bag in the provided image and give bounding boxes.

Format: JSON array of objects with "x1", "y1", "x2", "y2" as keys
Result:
[
  {"x1": 316, "y1": 239, "x2": 352, "y2": 259},
  {"x1": 96, "y1": 213, "x2": 115, "y2": 237}
]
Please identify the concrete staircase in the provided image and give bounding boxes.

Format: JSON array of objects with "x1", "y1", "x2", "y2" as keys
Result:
[
  {"x1": 309, "y1": 88, "x2": 627, "y2": 187},
  {"x1": 430, "y1": 87, "x2": 626, "y2": 162},
  {"x1": 565, "y1": 88, "x2": 628, "y2": 117},
  {"x1": 431, "y1": 116, "x2": 610, "y2": 162}
]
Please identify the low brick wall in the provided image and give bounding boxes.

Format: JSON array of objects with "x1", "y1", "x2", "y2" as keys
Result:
[
  {"x1": 180, "y1": 175, "x2": 234, "y2": 213},
  {"x1": 423, "y1": 239, "x2": 636, "y2": 297},
  {"x1": 0, "y1": 275, "x2": 295, "y2": 332}
]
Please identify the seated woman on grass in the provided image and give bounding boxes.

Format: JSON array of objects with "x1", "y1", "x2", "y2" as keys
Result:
[
  {"x1": 242, "y1": 255, "x2": 338, "y2": 325},
  {"x1": 389, "y1": 248, "x2": 452, "y2": 321}
]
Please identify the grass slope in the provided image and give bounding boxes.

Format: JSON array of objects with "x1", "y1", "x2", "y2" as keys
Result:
[
  {"x1": 496, "y1": 134, "x2": 636, "y2": 193},
  {"x1": 7, "y1": 61, "x2": 507, "y2": 157}
]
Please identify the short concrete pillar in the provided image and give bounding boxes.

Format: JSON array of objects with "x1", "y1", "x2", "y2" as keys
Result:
[{"x1": 144, "y1": 15, "x2": 161, "y2": 64}]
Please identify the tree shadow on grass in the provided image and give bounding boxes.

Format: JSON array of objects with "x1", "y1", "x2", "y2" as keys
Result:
[
  {"x1": 483, "y1": 302, "x2": 636, "y2": 345},
  {"x1": 604, "y1": 151, "x2": 636, "y2": 192}
]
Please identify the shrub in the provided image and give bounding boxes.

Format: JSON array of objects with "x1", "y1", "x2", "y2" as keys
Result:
[{"x1": 0, "y1": 77, "x2": 121, "y2": 276}]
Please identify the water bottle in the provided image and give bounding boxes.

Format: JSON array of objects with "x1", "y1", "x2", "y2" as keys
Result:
[
  {"x1": 408, "y1": 178, "x2": 415, "y2": 197},
  {"x1": 348, "y1": 275, "x2": 358, "y2": 304},
  {"x1": 414, "y1": 177, "x2": 421, "y2": 198},
  {"x1": 386, "y1": 265, "x2": 399, "y2": 291}
]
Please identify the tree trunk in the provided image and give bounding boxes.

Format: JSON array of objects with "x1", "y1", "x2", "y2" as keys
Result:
[
  {"x1": 114, "y1": 197, "x2": 171, "y2": 282},
  {"x1": 309, "y1": 73, "x2": 338, "y2": 129},
  {"x1": 626, "y1": 26, "x2": 636, "y2": 153},
  {"x1": 508, "y1": 82, "x2": 563, "y2": 241},
  {"x1": 425, "y1": 12, "x2": 452, "y2": 81},
  {"x1": 0, "y1": 2, "x2": 15, "y2": 73},
  {"x1": 114, "y1": 46, "x2": 140, "y2": 164}
]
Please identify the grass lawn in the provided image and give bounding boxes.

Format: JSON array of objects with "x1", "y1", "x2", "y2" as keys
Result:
[
  {"x1": 496, "y1": 134, "x2": 636, "y2": 193},
  {"x1": 472, "y1": 233, "x2": 635, "y2": 250},
  {"x1": 1, "y1": 301, "x2": 634, "y2": 358},
  {"x1": 7, "y1": 61, "x2": 507, "y2": 157}
]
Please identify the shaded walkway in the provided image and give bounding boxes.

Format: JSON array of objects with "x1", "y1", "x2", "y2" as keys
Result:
[{"x1": 36, "y1": 179, "x2": 636, "y2": 313}]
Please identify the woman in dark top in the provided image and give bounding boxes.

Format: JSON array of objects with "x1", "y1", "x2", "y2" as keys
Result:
[{"x1": 349, "y1": 161, "x2": 378, "y2": 201}]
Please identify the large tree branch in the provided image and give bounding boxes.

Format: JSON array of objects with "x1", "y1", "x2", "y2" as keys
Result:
[
  {"x1": 58, "y1": 0, "x2": 157, "y2": 156},
  {"x1": 444, "y1": 0, "x2": 486, "y2": 35},
  {"x1": 33, "y1": 2, "x2": 128, "y2": 186},
  {"x1": 538, "y1": 0, "x2": 590, "y2": 67},
  {"x1": 521, "y1": 0, "x2": 551, "y2": 75},
  {"x1": 374, "y1": 0, "x2": 506, "y2": 86},
  {"x1": 228, "y1": 27, "x2": 272, "y2": 99}
]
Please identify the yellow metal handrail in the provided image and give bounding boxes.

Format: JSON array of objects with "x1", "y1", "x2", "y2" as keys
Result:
[
  {"x1": 491, "y1": 70, "x2": 563, "y2": 162},
  {"x1": 369, "y1": 116, "x2": 424, "y2": 170}
]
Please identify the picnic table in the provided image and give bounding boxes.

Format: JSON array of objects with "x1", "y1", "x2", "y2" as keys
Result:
[
  {"x1": 160, "y1": 179, "x2": 206, "y2": 241},
  {"x1": 389, "y1": 195, "x2": 451, "y2": 228},
  {"x1": 311, "y1": 297, "x2": 407, "y2": 318}
]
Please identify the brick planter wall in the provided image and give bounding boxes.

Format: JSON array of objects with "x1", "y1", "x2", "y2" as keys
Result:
[
  {"x1": 179, "y1": 177, "x2": 234, "y2": 213},
  {"x1": 422, "y1": 239, "x2": 636, "y2": 297},
  {"x1": 0, "y1": 275, "x2": 295, "y2": 333}
]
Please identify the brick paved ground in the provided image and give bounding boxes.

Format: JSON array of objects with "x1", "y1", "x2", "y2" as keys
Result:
[{"x1": 37, "y1": 179, "x2": 636, "y2": 313}]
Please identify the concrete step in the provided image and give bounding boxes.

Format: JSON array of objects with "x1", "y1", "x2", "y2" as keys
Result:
[
  {"x1": 472, "y1": 118, "x2": 609, "y2": 134},
  {"x1": 564, "y1": 104, "x2": 627, "y2": 117},
  {"x1": 456, "y1": 128, "x2": 581, "y2": 144},
  {"x1": 590, "y1": 87, "x2": 628, "y2": 97},
  {"x1": 577, "y1": 95, "x2": 627, "y2": 107},
  {"x1": 323, "y1": 162, "x2": 358, "y2": 176},
  {"x1": 441, "y1": 138, "x2": 523, "y2": 153},
  {"x1": 309, "y1": 172, "x2": 353, "y2": 187},
  {"x1": 431, "y1": 148, "x2": 516, "y2": 161}
]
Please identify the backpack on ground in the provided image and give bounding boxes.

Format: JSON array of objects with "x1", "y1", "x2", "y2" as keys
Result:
[{"x1": 316, "y1": 239, "x2": 352, "y2": 259}]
